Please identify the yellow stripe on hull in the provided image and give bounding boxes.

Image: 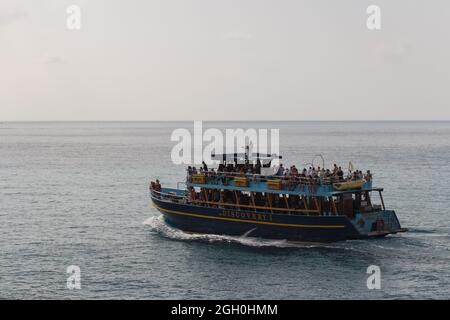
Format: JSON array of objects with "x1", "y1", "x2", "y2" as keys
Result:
[{"x1": 152, "y1": 203, "x2": 346, "y2": 229}]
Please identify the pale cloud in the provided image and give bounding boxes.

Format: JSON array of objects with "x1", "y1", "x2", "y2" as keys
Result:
[
  {"x1": 381, "y1": 41, "x2": 413, "y2": 64},
  {"x1": 46, "y1": 56, "x2": 65, "y2": 65},
  {"x1": 0, "y1": 0, "x2": 449, "y2": 121},
  {"x1": 222, "y1": 31, "x2": 253, "y2": 40},
  {"x1": 0, "y1": 10, "x2": 26, "y2": 26}
]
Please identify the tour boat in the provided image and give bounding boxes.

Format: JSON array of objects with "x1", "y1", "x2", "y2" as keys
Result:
[{"x1": 149, "y1": 154, "x2": 407, "y2": 243}]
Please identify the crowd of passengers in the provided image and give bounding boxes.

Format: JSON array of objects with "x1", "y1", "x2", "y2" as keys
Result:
[
  {"x1": 186, "y1": 161, "x2": 372, "y2": 185},
  {"x1": 182, "y1": 187, "x2": 375, "y2": 217},
  {"x1": 186, "y1": 187, "x2": 313, "y2": 211},
  {"x1": 150, "y1": 179, "x2": 162, "y2": 192}
]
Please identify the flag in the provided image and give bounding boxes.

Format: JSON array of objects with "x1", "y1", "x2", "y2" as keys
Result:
[{"x1": 348, "y1": 161, "x2": 354, "y2": 172}]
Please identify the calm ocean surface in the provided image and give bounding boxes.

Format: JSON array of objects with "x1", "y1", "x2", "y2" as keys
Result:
[{"x1": 1, "y1": 121, "x2": 449, "y2": 299}]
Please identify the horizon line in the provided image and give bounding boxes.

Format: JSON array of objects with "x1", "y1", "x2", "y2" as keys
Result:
[{"x1": 1, "y1": 120, "x2": 450, "y2": 123}]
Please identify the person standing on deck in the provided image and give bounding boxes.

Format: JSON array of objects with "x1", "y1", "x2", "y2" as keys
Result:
[
  {"x1": 364, "y1": 170, "x2": 372, "y2": 181},
  {"x1": 275, "y1": 164, "x2": 284, "y2": 176},
  {"x1": 333, "y1": 164, "x2": 338, "y2": 175},
  {"x1": 337, "y1": 167, "x2": 344, "y2": 181},
  {"x1": 255, "y1": 159, "x2": 262, "y2": 174}
]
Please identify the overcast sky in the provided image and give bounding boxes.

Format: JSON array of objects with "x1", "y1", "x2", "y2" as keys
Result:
[{"x1": 1, "y1": 0, "x2": 449, "y2": 121}]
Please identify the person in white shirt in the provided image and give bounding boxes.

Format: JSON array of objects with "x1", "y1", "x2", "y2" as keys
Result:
[{"x1": 284, "y1": 167, "x2": 290, "y2": 176}]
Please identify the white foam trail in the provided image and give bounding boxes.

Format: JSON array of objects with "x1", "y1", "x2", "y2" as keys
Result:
[
  {"x1": 241, "y1": 228, "x2": 257, "y2": 238},
  {"x1": 143, "y1": 214, "x2": 338, "y2": 249}
]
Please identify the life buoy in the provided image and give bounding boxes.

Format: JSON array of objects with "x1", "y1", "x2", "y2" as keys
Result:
[
  {"x1": 376, "y1": 219, "x2": 385, "y2": 231},
  {"x1": 357, "y1": 218, "x2": 365, "y2": 227}
]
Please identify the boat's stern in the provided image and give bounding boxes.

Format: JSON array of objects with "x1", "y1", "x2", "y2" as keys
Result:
[{"x1": 351, "y1": 210, "x2": 407, "y2": 238}]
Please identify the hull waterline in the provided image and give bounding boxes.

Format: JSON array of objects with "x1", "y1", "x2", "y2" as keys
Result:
[{"x1": 151, "y1": 196, "x2": 405, "y2": 243}]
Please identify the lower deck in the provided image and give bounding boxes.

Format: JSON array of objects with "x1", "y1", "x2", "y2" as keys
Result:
[{"x1": 150, "y1": 187, "x2": 406, "y2": 242}]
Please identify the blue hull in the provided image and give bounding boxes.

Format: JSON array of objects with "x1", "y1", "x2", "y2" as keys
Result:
[{"x1": 151, "y1": 196, "x2": 368, "y2": 243}]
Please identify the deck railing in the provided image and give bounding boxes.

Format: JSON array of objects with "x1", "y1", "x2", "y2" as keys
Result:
[
  {"x1": 185, "y1": 170, "x2": 371, "y2": 191},
  {"x1": 150, "y1": 188, "x2": 321, "y2": 215},
  {"x1": 150, "y1": 188, "x2": 186, "y2": 201}
]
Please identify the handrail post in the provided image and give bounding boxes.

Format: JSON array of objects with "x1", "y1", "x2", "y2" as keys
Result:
[{"x1": 379, "y1": 190, "x2": 385, "y2": 210}]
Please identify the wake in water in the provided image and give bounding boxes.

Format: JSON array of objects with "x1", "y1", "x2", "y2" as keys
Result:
[
  {"x1": 143, "y1": 214, "x2": 353, "y2": 250},
  {"x1": 405, "y1": 228, "x2": 450, "y2": 237},
  {"x1": 143, "y1": 215, "x2": 299, "y2": 247}
]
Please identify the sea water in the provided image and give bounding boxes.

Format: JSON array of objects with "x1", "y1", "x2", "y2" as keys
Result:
[{"x1": 1, "y1": 121, "x2": 449, "y2": 299}]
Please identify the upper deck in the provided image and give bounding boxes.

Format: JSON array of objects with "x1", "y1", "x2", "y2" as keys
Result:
[{"x1": 186, "y1": 171, "x2": 376, "y2": 197}]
